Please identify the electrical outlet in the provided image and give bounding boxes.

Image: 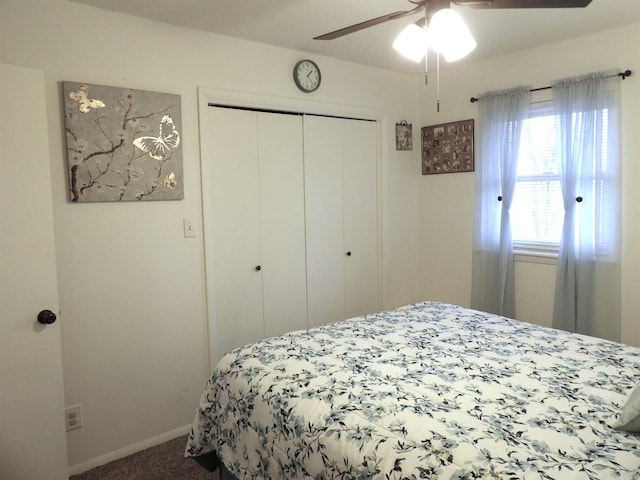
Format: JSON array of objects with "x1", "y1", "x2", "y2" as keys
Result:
[{"x1": 65, "y1": 404, "x2": 83, "y2": 432}]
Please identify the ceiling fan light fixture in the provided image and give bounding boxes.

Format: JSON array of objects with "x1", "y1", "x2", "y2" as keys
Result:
[
  {"x1": 429, "y1": 8, "x2": 476, "y2": 62},
  {"x1": 392, "y1": 23, "x2": 428, "y2": 63}
]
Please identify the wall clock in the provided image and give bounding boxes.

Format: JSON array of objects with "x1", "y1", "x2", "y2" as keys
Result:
[{"x1": 293, "y1": 59, "x2": 321, "y2": 93}]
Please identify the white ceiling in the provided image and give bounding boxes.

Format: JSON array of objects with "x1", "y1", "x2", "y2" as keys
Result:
[{"x1": 68, "y1": 0, "x2": 640, "y2": 75}]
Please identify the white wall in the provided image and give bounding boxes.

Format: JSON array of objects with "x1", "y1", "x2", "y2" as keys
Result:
[
  {"x1": 0, "y1": 0, "x2": 424, "y2": 471},
  {"x1": 3, "y1": 0, "x2": 639, "y2": 472},
  {"x1": 416, "y1": 23, "x2": 640, "y2": 347}
]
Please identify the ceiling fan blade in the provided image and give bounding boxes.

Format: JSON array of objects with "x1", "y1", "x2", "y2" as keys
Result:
[
  {"x1": 453, "y1": 0, "x2": 592, "y2": 7},
  {"x1": 314, "y1": 0, "x2": 591, "y2": 42},
  {"x1": 314, "y1": 3, "x2": 424, "y2": 40}
]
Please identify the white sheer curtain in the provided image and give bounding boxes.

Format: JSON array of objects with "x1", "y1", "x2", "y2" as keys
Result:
[
  {"x1": 551, "y1": 71, "x2": 622, "y2": 341},
  {"x1": 471, "y1": 86, "x2": 531, "y2": 317}
]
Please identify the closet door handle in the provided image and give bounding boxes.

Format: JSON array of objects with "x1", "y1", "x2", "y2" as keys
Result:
[
  {"x1": 346, "y1": 251, "x2": 352, "y2": 257},
  {"x1": 37, "y1": 309, "x2": 57, "y2": 325},
  {"x1": 255, "y1": 265, "x2": 262, "y2": 271}
]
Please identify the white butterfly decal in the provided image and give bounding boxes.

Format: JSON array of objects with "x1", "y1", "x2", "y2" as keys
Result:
[
  {"x1": 69, "y1": 84, "x2": 106, "y2": 113},
  {"x1": 133, "y1": 115, "x2": 181, "y2": 161}
]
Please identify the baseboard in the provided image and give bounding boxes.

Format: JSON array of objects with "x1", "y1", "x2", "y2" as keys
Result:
[{"x1": 67, "y1": 424, "x2": 192, "y2": 476}]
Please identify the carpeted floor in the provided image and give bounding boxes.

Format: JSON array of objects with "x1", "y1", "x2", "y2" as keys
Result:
[{"x1": 69, "y1": 435, "x2": 219, "y2": 480}]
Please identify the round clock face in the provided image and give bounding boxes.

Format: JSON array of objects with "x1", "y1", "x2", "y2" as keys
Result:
[{"x1": 293, "y1": 59, "x2": 321, "y2": 93}]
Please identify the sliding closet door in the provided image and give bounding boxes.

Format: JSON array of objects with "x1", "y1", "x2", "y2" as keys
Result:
[
  {"x1": 257, "y1": 113, "x2": 307, "y2": 338},
  {"x1": 208, "y1": 107, "x2": 264, "y2": 354},
  {"x1": 207, "y1": 107, "x2": 307, "y2": 358},
  {"x1": 304, "y1": 115, "x2": 346, "y2": 327},
  {"x1": 206, "y1": 106, "x2": 377, "y2": 356},
  {"x1": 304, "y1": 115, "x2": 379, "y2": 327},
  {"x1": 342, "y1": 119, "x2": 379, "y2": 319}
]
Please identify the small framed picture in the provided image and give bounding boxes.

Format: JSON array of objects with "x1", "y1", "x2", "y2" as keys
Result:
[
  {"x1": 421, "y1": 119, "x2": 474, "y2": 175},
  {"x1": 396, "y1": 121, "x2": 412, "y2": 151}
]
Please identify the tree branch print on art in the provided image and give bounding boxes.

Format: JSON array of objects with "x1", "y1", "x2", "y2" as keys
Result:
[{"x1": 63, "y1": 82, "x2": 183, "y2": 202}]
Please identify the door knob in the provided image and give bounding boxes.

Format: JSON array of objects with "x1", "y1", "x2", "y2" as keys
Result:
[
  {"x1": 346, "y1": 251, "x2": 352, "y2": 257},
  {"x1": 255, "y1": 265, "x2": 262, "y2": 271},
  {"x1": 37, "y1": 309, "x2": 57, "y2": 325}
]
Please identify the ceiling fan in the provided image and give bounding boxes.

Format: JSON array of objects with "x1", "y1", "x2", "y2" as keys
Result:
[
  {"x1": 314, "y1": 0, "x2": 593, "y2": 42},
  {"x1": 314, "y1": 0, "x2": 593, "y2": 109}
]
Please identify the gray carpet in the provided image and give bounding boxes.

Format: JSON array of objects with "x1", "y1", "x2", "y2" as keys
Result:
[{"x1": 70, "y1": 435, "x2": 219, "y2": 480}]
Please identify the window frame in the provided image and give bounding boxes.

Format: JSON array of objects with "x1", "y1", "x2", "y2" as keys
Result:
[{"x1": 512, "y1": 100, "x2": 562, "y2": 257}]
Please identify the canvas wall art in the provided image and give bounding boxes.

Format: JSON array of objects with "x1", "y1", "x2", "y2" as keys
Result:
[{"x1": 63, "y1": 81, "x2": 183, "y2": 202}]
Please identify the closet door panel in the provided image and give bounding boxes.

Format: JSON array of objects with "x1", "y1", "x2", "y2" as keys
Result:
[
  {"x1": 208, "y1": 107, "x2": 264, "y2": 354},
  {"x1": 304, "y1": 115, "x2": 345, "y2": 327},
  {"x1": 342, "y1": 119, "x2": 380, "y2": 318},
  {"x1": 258, "y1": 112, "x2": 308, "y2": 336}
]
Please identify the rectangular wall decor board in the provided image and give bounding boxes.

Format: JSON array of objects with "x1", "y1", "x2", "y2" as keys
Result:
[
  {"x1": 63, "y1": 81, "x2": 183, "y2": 202},
  {"x1": 395, "y1": 121, "x2": 412, "y2": 151},
  {"x1": 421, "y1": 119, "x2": 474, "y2": 175}
]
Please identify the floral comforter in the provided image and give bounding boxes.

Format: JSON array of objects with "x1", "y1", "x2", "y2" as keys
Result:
[{"x1": 186, "y1": 301, "x2": 640, "y2": 479}]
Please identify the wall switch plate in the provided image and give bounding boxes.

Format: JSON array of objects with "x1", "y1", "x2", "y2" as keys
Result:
[
  {"x1": 65, "y1": 404, "x2": 83, "y2": 431},
  {"x1": 183, "y1": 217, "x2": 196, "y2": 238}
]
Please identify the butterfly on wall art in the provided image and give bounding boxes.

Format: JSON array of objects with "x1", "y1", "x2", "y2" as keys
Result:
[
  {"x1": 68, "y1": 84, "x2": 106, "y2": 113},
  {"x1": 63, "y1": 81, "x2": 183, "y2": 202},
  {"x1": 133, "y1": 114, "x2": 181, "y2": 161}
]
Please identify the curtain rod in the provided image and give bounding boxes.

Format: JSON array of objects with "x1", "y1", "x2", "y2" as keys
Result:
[{"x1": 469, "y1": 69, "x2": 633, "y2": 103}]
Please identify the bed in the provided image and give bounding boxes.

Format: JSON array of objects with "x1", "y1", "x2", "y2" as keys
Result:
[{"x1": 186, "y1": 301, "x2": 640, "y2": 479}]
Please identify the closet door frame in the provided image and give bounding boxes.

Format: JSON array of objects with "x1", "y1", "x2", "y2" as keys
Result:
[{"x1": 198, "y1": 87, "x2": 386, "y2": 370}]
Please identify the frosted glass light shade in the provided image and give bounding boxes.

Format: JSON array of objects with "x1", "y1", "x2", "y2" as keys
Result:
[
  {"x1": 429, "y1": 9, "x2": 476, "y2": 62},
  {"x1": 393, "y1": 23, "x2": 428, "y2": 63}
]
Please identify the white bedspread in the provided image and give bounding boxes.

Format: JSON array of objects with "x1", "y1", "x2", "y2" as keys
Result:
[{"x1": 187, "y1": 301, "x2": 640, "y2": 479}]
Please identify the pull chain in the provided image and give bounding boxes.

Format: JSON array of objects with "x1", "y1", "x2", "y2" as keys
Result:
[
  {"x1": 424, "y1": 27, "x2": 429, "y2": 86},
  {"x1": 436, "y1": 52, "x2": 440, "y2": 113}
]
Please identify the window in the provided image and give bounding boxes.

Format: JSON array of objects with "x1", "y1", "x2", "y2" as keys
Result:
[
  {"x1": 472, "y1": 74, "x2": 620, "y2": 326},
  {"x1": 511, "y1": 103, "x2": 563, "y2": 254},
  {"x1": 510, "y1": 101, "x2": 611, "y2": 256}
]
